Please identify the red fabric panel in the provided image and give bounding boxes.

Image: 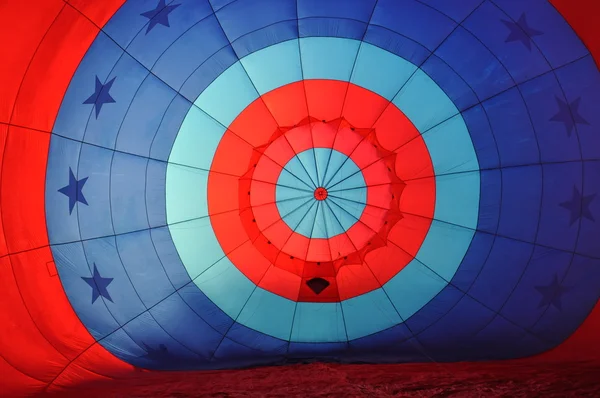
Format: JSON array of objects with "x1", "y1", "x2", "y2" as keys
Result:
[
  {"x1": 343, "y1": 83, "x2": 390, "y2": 127},
  {"x1": 1, "y1": 126, "x2": 50, "y2": 253},
  {"x1": 10, "y1": 6, "x2": 103, "y2": 131},
  {"x1": 0, "y1": 0, "x2": 64, "y2": 124},
  {"x1": 0, "y1": 124, "x2": 8, "y2": 258},
  {"x1": 0, "y1": 256, "x2": 68, "y2": 382},
  {"x1": 47, "y1": 343, "x2": 135, "y2": 393},
  {"x1": 0, "y1": 0, "x2": 131, "y2": 393},
  {"x1": 46, "y1": 368, "x2": 112, "y2": 395},
  {"x1": 262, "y1": 81, "x2": 309, "y2": 126},
  {"x1": 66, "y1": 343, "x2": 134, "y2": 380},
  {"x1": 305, "y1": 79, "x2": 347, "y2": 120},
  {"x1": 66, "y1": 0, "x2": 127, "y2": 28},
  {"x1": 0, "y1": 355, "x2": 46, "y2": 398},
  {"x1": 551, "y1": 0, "x2": 600, "y2": 63},
  {"x1": 10, "y1": 248, "x2": 93, "y2": 359}
]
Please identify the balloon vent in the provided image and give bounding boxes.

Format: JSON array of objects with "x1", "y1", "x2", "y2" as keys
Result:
[{"x1": 306, "y1": 278, "x2": 330, "y2": 295}]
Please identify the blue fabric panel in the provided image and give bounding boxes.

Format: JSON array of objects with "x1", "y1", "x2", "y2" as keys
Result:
[
  {"x1": 149, "y1": 294, "x2": 224, "y2": 359},
  {"x1": 471, "y1": 315, "x2": 546, "y2": 360},
  {"x1": 149, "y1": 94, "x2": 191, "y2": 161},
  {"x1": 150, "y1": 226, "x2": 190, "y2": 290},
  {"x1": 417, "y1": 0, "x2": 483, "y2": 22},
  {"x1": 111, "y1": 152, "x2": 150, "y2": 234},
  {"x1": 288, "y1": 342, "x2": 347, "y2": 357},
  {"x1": 53, "y1": 33, "x2": 123, "y2": 141},
  {"x1": 416, "y1": 295, "x2": 496, "y2": 358},
  {"x1": 45, "y1": 136, "x2": 83, "y2": 244},
  {"x1": 145, "y1": 159, "x2": 168, "y2": 228},
  {"x1": 115, "y1": 230, "x2": 176, "y2": 307},
  {"x1": 101, "y1": 328, "x2": 147, "y2": 363},
  {"x1": 497, "y1": 166, "x2": 542, "y2": 242},
  {"x1": 52, "y1": 242, "x2": 122, "y2": 339},
  {"x1": 209, "y1": 0, "x2": 235, "y2": 11},
  {"x1": 363, "y1": 25, "x2": 430, "y2": 66},
  {"x1": 531, "y1": 255, "x2": 600, "y2": 345},
  {"x1": 421, "y1": 55, "x2": 480, "y2": 112},
  {"x1": 153, "y1": 14, "x2": 230, "y2": 92},
  {"x1": 77, "y1": 144, "x2": 114, "y2": 241},
  {"x1": 232, "y1": 21, "x2": 299, "y2": 58},
  {"x1": 463, "y1": 1, "x2": 550, "y2": 85},
  {"x1": 493, "y1": 0, "x2": 589, "y2": 68},
  {"x1": 121, "y1": 311, "x2": 205, "y2": 369},
  {"x1": 435, "y1": 26, "x2": 512, "y2": 101},
  {"x1": 215, "y1": 0, "x2": 296, "y2": 43},
  {"x1": 450, "y1": 231, "x2": 495, "y2": 293},
  {"x1": 536, "y1": 162, "x2": 582, "y2": 252},
  {"x1": 84, "y1": 53, "x2": 149, "y2": 150},
  {"x1": 348, "y1": 323, "x2": 412, "y2": 352},
  {"x1": 500, "y1": 246, "x2": 573, "y2": 329},
  {"x1": 81, "y1": 236, "x2": 147, "y2": 325},
  {"x1": 148, "y1": 226, "x2": 189, "y2": 288},
  {"x1": 577, "y1": 161, "x2": 600, "y2": 258},
  {"x1": 297, "y1": 0, "x2": 376, "y2": 39},
  {"x1": 178, "y1": 284, "x2": 234, "y2": 335},
  {"x1": 555, "y1": 56, "x2": 600, "y2": 161},
  {"x1": 104, "y1": 0, "x2": 184, "y2": 48},
  {"x1": 371, "y1": 0, "x2": 456, "y2": 51},
  {"x1": 482, "y1": 87, "x2": 540, "y2": 167},
  {"x1": 299, "y1": 17, "x2": 366, "y2": 40},
  {"x1": 225, "y1": 322, "x2": 289, "y2": 354},
  {"x1": 519, "y1": 72, "x2": 582, "y2": 163},
  {"x1": 467, "y1": 237, "x2": 535, "y2": 312},
  {"x1": 115, "y1": 74, "x2": 178, "y2": 158},
  {"x1": 126, "y1": 0, "x2": 214, "y2": 69},
  {"x1": 211, "y1": 338, "x2": 285, "y2": 368},
  {"x1": 403, "y1": 284, "x2": 465, "y2": 335},
  {"x1": 372, "y1": 338, "x2": 430, "y2": 362},
  {"x1": 179, "y1": 45, "x2": 238, "y2": 102},
  {"x1": 461, "y1": 105, "x2": 499, "y2": 170},
  {"x1": 298, "y1": 0, "x2": 377, "y2": 21}
]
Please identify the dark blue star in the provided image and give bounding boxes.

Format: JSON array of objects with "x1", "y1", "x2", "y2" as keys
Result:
[
  {"x1": 559, "y1": 186, "x2": 596, "y2": 226},
  {"x1": 83, "y1": 76, "x2": 116, "y2": 118},
  {"x1": 501, "y1": 14, "x2": 543, "y2": 51},
  {"x1": 535, "y1": 275, "x2": 571, "y2": 311},
  {"x1": 82, "y1": 264, "x2": 114, "y2": 304},
  {"x1": 549, "y1": 97, "x2": 589, "y2": 136},
  {"x1": 140, "y1": 0, "x2": 181, "y2": 34},
  {"x1": 58, "y1": 167, "x2": 88, "y2": 214}
]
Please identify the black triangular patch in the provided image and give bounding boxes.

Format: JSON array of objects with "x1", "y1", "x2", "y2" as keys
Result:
[{"x1": 306, "y1": 277, "x2": 330, "y2": 295}]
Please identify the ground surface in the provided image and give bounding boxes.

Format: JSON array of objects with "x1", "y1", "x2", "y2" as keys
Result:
[{"x1": 43, "y1": 360, "x2": 600, "y2": 397}]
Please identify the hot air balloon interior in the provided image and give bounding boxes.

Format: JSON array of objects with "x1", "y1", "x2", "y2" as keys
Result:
[{"x1": 1, "y1": 0, "x2": 599, "y2": 396}]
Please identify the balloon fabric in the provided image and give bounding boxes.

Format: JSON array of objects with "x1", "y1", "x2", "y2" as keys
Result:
[{"x1": 0, "y1": 0, "x2": 599, "y2": 395}]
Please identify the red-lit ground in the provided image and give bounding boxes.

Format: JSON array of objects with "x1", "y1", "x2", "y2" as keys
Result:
[{"x1": 43, "y1": 359, "x2": 600, "y2": 397}]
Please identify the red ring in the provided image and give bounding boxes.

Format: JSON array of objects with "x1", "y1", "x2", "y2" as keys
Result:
[
  {"x1": 246, "y1": 119, "x2": 399, "y2": 263},
  {"x1": 208, "y1": 80, "x2": 436, "y2": 302}
]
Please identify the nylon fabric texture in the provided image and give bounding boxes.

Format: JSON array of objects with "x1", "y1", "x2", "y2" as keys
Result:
[{"x1": 1, "y1": 0, "x2": 599, "y2": 395}]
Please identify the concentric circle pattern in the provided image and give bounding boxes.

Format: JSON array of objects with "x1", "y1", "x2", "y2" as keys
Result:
[
  {"x1": 29, "y1": 0, "x2": 599, "y2": 372},
  {"x1": 208, "y1": 105, "x2": 413, "y2": 303}
]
